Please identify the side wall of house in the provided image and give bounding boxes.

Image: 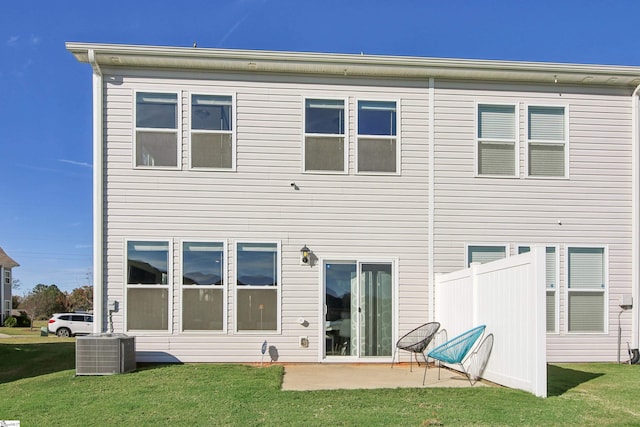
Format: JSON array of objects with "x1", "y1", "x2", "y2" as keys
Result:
[
  {"x1": 432, "y1": 80, "x2": 633, "y2": 362},
  {"x1": 101, "y1": 68, "x2": 431, "y2": 362}
]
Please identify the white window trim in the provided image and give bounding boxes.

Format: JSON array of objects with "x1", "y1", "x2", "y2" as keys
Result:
[
  {"x1": 179, "y1": 239, "x2": 228, "y2": 334},
  {"x1": 518, "y1": 244, "x2": 560, "y2": 334},
  {"x1": 525, "y1": 104, "x2": 569, "y2": 179},
  {"x1": 355, "y1": 98, "x2": 401, "y2": 175},
  {"x1": 124, "y1": 238, "x2": 173, "y2": 335},
  {"x1": 302, "y1": 96, "x2": 349, "y2": 175},
  {"x1": 234, "y1": 240, "x2": 282, "y2": 334},
  {"x1": 475, "y1": 102, "x2": 519, "y2": 178},
  {"x1": 133, "y1": 89, "x2": 182, "y2": 170},
  {"x1": 565, "y1": 244, "x2": 609, "y2": 335},
  {"x1": 188, "y1": 92, "x2": 237, "y2": 171},
  {"x1": 465, "y1": 243, "x2": 510, "y2": 267}
]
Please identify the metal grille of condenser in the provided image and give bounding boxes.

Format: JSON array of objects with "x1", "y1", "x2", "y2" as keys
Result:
[{"x1": 76, "y1": 334, "x2": 136, "y2": 375}]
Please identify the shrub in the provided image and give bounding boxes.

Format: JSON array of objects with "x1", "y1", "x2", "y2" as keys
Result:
[
  {"x1": 13, "y1": 312, "x2": 31, "y2": 327},
  {"x1": 3, "y1": 316, "x2": 17, "y2": 328}
]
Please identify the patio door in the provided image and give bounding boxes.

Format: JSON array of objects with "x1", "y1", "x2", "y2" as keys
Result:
[{"x1": 323, "y1": 260, "x2": 394, "y2": 359}]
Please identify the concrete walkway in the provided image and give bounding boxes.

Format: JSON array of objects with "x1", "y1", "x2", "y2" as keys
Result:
[{"x1": 282, "y1": 363, "x2": 486, "y2": 391}]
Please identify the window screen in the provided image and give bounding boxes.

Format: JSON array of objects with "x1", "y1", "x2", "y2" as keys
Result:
[{"x1": 477, "y1": 104, "x2": 516, "y2": 176}]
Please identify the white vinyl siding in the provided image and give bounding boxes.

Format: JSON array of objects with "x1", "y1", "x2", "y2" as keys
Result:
[
  {"x1": 189, "y1": 94, "x2": 235, "y2": 170},
  {"x1": 134, "y1": 91, "x2": 180, "y2": 168},
  {"x1": 466, "y1": 244, "x2": 507, "y2": 266},
  {"x1": 103, "y1": 73, "x2": 429, "y2": 362},
  {"x1": 527, "y1": 106, "x2": 567, "y2": 177},
  {"x1": 477, "y1": 104, "x2": 516, "y2": 176},
  {"x1": 303, "y1": 98, "x2": 347, "y2": 173},
  {"x1": 567, "y1": 247, "x2": 606, "y2": 333}
]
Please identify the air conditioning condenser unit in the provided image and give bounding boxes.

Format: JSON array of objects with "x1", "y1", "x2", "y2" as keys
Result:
[{"x1": 76, "y1": 334, "x2": 136, "y2": 375}]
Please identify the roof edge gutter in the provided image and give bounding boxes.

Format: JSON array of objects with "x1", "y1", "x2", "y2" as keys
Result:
[{"x1": 66, "y1": 42, "x2": 640, "y2": 87}]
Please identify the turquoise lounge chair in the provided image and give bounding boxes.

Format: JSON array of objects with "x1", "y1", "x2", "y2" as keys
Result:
[{"x1": 424, "y1": 325, "x2": 493, "y2": 385}]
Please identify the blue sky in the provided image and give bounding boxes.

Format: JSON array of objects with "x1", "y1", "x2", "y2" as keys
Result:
[{"x1": 2, "y1": 0, "x2": 640, "y2": 293}]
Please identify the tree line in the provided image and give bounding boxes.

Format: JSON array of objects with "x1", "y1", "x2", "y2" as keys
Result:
[{"x1": 9, "y1": 284, "x2": 93, "y2": 329}]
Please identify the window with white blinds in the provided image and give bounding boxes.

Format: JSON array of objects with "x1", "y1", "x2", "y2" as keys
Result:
[
  {"x1": 477, "y1": 104, "x2": 516, "y2": 176},
  {"x1": 567, "y1": 247, "x2": 606, "y2": 333},
  {"x1": 467, "y1": 245, "x2": 506, "y2": 267},
  {"x1": 527, "y1": 106, "x2": 566, "y2": 177},
  {"x1": 519, "y1": 246, "x2": 558, "y2": 333}
]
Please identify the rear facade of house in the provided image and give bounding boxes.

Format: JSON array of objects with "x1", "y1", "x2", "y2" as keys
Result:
[{"x1": 67, "y1": 43, "x2": 640, "y2": 363}]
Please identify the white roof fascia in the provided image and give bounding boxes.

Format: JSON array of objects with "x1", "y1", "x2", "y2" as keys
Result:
[{"x1": 66, "y1": 42, "x2": 640, "y2": 87}]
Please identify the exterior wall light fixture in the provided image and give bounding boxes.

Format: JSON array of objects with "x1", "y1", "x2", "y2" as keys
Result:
[{"x1": 300, "y1": 245, "x2": 310, "y2": 264}]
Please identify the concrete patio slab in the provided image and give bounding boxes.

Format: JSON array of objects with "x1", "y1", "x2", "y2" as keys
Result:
[{"x1": 282, "y1": 363, "x2": 488, "y2": 391}]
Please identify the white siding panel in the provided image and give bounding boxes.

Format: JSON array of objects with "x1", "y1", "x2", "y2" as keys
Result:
[
  {"x1": 102, "y1": 70, "x2": 430, "y2": 362},
  {"x1": 433, "y1": 80, "x2": 632, "y2": 361}
]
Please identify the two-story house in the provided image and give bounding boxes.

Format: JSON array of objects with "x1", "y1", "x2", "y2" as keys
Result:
[
  {"x1": 0, "y1": 246, "x2": 19, "y2": 325},
  {"x1": 67, "y1": 42, "x2": 640, "y2": 364}
]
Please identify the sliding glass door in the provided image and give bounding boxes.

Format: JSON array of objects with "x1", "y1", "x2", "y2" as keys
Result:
[{"x1": 324, "y1": 260, "x2": 393, "y2": 359}]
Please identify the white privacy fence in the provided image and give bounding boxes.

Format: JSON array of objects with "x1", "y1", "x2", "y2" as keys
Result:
[{"x1": 434, "y1": 246, "x2": 547, "y2": 397}]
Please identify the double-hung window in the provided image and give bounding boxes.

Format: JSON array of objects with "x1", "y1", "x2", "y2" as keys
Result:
[
  {"x1": 126, "y1": 240, "x2": 170, "y2": 331},
  {"x1": 135, "y1": 92, "x2": 179, "y2": 168},
  {"x1": 527, "y1": 106, "x2": 567, "y2": 177},
  {"x1": 182, "y1": 241, "x2": 226, "y2": 332},
  {"x1": 304, "y1": 98, "x2": 347, "y2": 172},
  {"x1": 357, "y1": 100, "x2": 398, "y2": 173},
  {"x1": 519, "y1": 246, "x2": 558, "y2": 333},
  {"x1": 467, "y1": 245, "x2": 507, "y2": 267},
  {"x1": 477, "y1": 104, "x2": 517, "y2": 176},
  {"x1": 236, "y1": 242, "x2": 280, "y2": 332},
  {"x1": 567, "y1": 247, "x2": 606, "y2": 333},
  {"x1": 190, "y1": 94, "x2": 234, "y2": 169}
]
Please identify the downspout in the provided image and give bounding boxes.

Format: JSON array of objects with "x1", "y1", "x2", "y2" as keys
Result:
[
  {"x1": 88, "y1": 49, "x2": 104, "y2": 334},
  {"x1": 428, "y1": 77, "x2": 435, "y2": 320},
  {"x1": 632, "y1": 83, "x2": 640, "y2": 349}
]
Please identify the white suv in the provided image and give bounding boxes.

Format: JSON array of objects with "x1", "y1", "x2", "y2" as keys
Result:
[{"x1": 47, "y1": 313, "x2": 93, "y2": 337}]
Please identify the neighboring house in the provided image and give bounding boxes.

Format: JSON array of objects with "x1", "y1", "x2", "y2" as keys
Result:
[
  {"x1": 0, "y1": 246, "x2": 19, "y2": 324},
  {"x1": 67, "y1": 42, "x2": 640, "y2": 363}
]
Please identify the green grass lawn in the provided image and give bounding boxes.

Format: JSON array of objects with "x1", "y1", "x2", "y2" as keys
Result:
[{"x1": 1, "y1": 337, "x2": 639, "y2": 426}]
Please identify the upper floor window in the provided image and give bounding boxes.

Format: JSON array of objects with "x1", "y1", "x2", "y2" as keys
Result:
[
  {"x1": 567, "y1": 247, "x2": 606, "y2": 333},
  {"x1": 304, "y1": 98, "x2": 346, "y2": 173},
  {"x1": 190, "y1": 94, "x2": 234, "y2": 170},
  {"x1": 477, "y1": 104, "x2": 516, "y2": 176},
  {"x1": 135, "y1": 92, "x2": 179, "y2": 168},
  {"x1": 126, "y1": 240, "x2": 170, "y2": 331},
  {"x1": 182, "y1": 241, "x2": 226, "y2": 332},
  {"x1": 357, "y1": 100, "x2": 398, "y2": 173},
  {"x1": 527, "y1": 106, "x2": 566, "y2": 177}
]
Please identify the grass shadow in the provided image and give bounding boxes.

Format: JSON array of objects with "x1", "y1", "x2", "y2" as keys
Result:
[
  {"x1": 547, "y1": 364, "x2": 603, "y2": 397},
  {"x1": 0, "y1": 341, "x2": 76, "y2": 384}
]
